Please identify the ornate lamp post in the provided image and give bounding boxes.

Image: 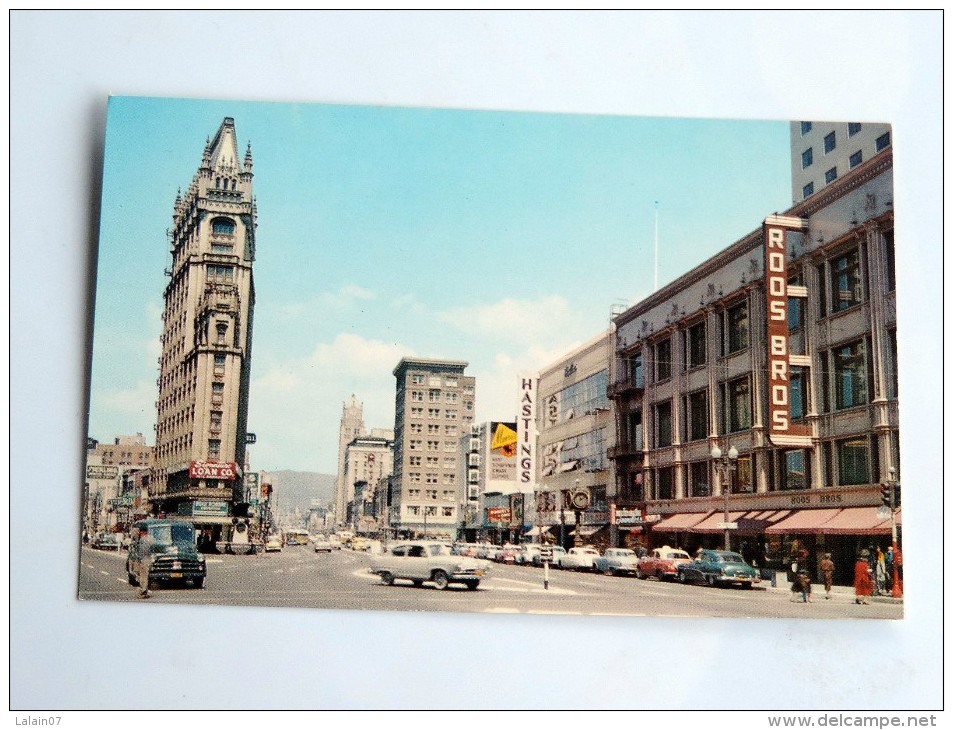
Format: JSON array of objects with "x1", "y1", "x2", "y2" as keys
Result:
[{"x1": 711, "y1": 443, "x2": 738, "y2": 552}]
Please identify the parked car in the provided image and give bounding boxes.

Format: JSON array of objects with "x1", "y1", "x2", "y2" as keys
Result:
[
  {"x1": 350, "y1": 537, "x2": 370, "y2": 551},
  {"x1": 313, "y1": 536, "x2": 333, "y2": 553},
  {"x1": 328, "y1": 534, "x2": 343, "y2": 550},
  {"x1": 637, "y1": 546, "x2": 692, "y2": 580},
  {"x1": 531, "y1": 545, "x2": 567, "y2": 567},
  {"x1": 593, "y1": 548, "x2": 640, "y2": 576},
  {"x1": 676, "y1": 549, "x2": 761, "y2": 588},
  {"x1": 477, "y1": 544, "x2": 503, "y2": 560},
  {"x1": 264, "y1": 534, "x2": 283, "y2": 552},
  {"x1": 558, "y1": 546, "x2": 601, "y2": 571},
  {"x1": 495, "y1": 545, "x2": 521, "y2": 564},
  {"x1": 126, "y1": 519, "x2": 206, "y2": 589},
  {"x1": 92, "y1": 532, "x2": 121, "y2": 551},
  {"x1": 369, "y1": 540, "x2": 490, "y2": 590}
]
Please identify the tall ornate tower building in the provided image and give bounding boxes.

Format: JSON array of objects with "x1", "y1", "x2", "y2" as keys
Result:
[
  {"x1": 335, "y1": 395, "x2": 366, "y2": 525},
  {"x1": 150, "y1": 117, "x2": 257, "y2": 536}
]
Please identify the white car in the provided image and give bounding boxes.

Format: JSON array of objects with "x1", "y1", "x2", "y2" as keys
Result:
[
  {"x1": 558, "y1": 546, "x2": 601, "y2": 571},
  {"x1": 264, "y1": 535, "x2": 283, "y2": 552},
  {"x1": 592, "y1": 548, "x2": 641, "y2": 576},
  {"x1": 369, "y1": 540, "x2": 490, "y2": 590},
  {"x1": 313, "y1": 537, "x2": 333, "y2": 553}
]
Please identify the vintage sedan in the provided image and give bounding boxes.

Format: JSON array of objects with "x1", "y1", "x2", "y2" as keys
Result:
[
  {"x1": 369, "y1": 540, "x2": 490, "y2": 590},
  {"x1": 637, "y1": 546, "x2": 692, "y2": 580},
  {"x1": 557, "y1": 546, "x2": 601, "y2": 571},
  {"x1": 592, "y1": 548, "x2": 640, "y2": 576},
  {"x1": 676, "y1": 549, "x2": 761, "y2": 588},
  {"x1": 92, "y1": 532, "x2": 122, "y2": 551}
]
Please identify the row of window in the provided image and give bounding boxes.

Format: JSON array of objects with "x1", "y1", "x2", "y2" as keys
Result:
[
  {"x1": 406, "y1": 505, "x2": 455, "y2": 518},
  {"x1": 638, "y1": 331, "x2": 896, "y2": 450},
  {"x1": 545, "y1": 370, "x2": 609, "y2": 426},
  {"x1": 406, "y1": 488, "x2": 457, "y2": 500},
  {"x1": 410, "y1": 373, "x2": 462, "y2": 388},
  {"x1": 635, "y1": 237, "x2": 895, "y2": 388},
  {"x1": 407, "y1": 439, "x2": 459, "y2": 452},
  {"x1": 406, "y1": 472, "x2": 457, "y2": 485},
  {"x1": 646, "y1": 431, "x2": 891, "y2": 499}
]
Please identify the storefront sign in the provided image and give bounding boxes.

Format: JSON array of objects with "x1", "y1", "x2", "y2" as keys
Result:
[
  {"x1": 488, "y1": 507, "x2": 512, "y2": 523},
  {"x1": 86, "y1": 464, "x2": 119, "y2": 480},
  {"x1": 763, "y1": 215, "x2": 812, "y2": 448},
  {"x1": 190, "y1": 500, "x2": 230, "y2": 517},
  {"x1": 615, "y1": 509, "x2": 643, "y2": 526},
  {"x1": 517, "y1": 375, "x2": 538, "y2": 487},
  {"x1": 190, "y1": 461, "x2": 239, "y2": 480}
]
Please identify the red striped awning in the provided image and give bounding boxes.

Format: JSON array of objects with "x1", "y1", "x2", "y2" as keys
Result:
[
  {"x1": 651, "y1": 511, "x2": 711, "y2": 532},
  {"x1": 763, "y1": 508, "x2": 842, "y2": 534},
  {"x1": 821, "y1": 506, "x2": 895, "y2": 535}
]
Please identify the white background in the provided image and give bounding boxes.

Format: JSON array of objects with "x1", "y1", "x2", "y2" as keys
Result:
[{"x1": 9, "y1": 10, "x2": 943, "y2": 713}]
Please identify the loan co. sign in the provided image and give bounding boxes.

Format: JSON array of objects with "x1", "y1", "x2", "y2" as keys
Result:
[
  {"x1": 190, "y1": 461, "x2": 239, "y2": 480},
  {"x1": 764, "y1": 216, "x2": 812, "y2": 448}
]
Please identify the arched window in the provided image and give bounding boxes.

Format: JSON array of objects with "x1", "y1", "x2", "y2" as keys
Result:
[{"x1": 211, "y1": 217, "x2": 235, "y2": 235}]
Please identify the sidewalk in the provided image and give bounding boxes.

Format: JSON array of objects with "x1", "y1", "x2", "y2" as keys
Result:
[{"x1": 765, "y1": 573, "x2": 903, "y2": 604}]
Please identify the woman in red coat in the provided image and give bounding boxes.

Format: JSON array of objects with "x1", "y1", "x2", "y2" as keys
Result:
[{"x1": 854, "y1": 549, "x2": 874, "y2": 604}]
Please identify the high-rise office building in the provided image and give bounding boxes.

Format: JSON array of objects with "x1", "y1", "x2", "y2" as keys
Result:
[
  {"x1": 790, "y1": 120, "x2": 891, "y2": 204},
  {"x1": 391, "y1": 358, "x2": 475, "y2": 537},
  {"x1": 150, "y1": 117, "x2": 257, "y2": 540},
  {"x1": 335, "y1": 395, "x2": 366, "y2": 524}
]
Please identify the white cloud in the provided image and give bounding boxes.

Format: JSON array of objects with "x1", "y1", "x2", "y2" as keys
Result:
[
  {"x1": 437, "y1": 295, "x2": 580, "y2": 342},
  {"x1": 277, "y1": 284, "x2": 376, "y2": 319}
]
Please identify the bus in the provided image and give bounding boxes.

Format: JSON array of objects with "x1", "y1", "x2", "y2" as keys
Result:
[{"x1": 283, "y1": 529, "x2": 310, "y2": 546}]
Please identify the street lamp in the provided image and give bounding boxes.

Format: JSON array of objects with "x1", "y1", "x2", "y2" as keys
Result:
[{"x1": 711, "y1": 443, "x2": 738, "y2": 552}]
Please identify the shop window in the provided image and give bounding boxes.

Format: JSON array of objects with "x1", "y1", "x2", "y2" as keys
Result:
[
  {"x1": 830, "y1": 248, "x2": 863, "y2": 311},
  {"x1": 735, "y1": 454, "x2": 753, "y2": 493},
  {"x1": 837, "y1": 437, "x2": 870, "y2": 485},
  {"x1": 833, "y1": 340, "x2": 869, "y2": 410},
  {"x1": 685, "y1": 321, "x2": 706, "y2": 369},
  {"x1": 782, "y1": 450, "x2": 809, "y2": 490},
  {"x1": 655, "y1": 338, "x2": 672, "y2": 382},
  {"x1": 685, "y1": 389, "x2": 708, "y2": 442},
  {"x1": 656, "y1": 466, "x2": 675, "y2": 500},
  {"x1": 725, "y1": 301, "x2": 749, "y2": 354},
  {"x1": 655, "y1": 400, "x2": 673, "y2": 448},
  {"x1": 790, "y1": 367, "x2": 809, "y2": 421},
  {"x1": 689, "y1": 461, "x2": 710, "y2": 497},
  {"x1": 723, "y1": 376, "x2": 751, "y2": 433},
  {"x1": 884, "y1": 230, "x2": 896, "y2": 291}
]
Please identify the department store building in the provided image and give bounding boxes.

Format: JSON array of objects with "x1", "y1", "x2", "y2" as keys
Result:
[{"x1": 609, "y1": 147, "x2": 898, "y2": 585}]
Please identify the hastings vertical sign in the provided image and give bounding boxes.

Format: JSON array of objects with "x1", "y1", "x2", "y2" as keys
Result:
[
  {"x1": 763, "y1": 215, "x2": 812, "y2": 447},
  {"x1": 517, "y1": 375, "x2": 538, "y2": 488}
]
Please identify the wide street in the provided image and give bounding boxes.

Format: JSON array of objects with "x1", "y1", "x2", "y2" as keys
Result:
[{"x1": 78, "y1": 544, "x2": 902, "y2": 620}]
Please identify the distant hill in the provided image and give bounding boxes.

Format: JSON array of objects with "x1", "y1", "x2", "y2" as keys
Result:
[{"x1": 261, "y1": 470, "x2": 336, "y2": 513}]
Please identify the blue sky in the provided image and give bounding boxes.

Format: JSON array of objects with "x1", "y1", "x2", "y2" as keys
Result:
[{"x1": 90, "y1": 95, "x2": 792, "y2": 473}]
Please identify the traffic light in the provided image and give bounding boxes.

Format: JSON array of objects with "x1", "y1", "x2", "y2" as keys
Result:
[
  {"x1": 881, "y1": 483, "x2": 893, "y2": 509},
  {"x1": 894, "y1": 484, "x2": 901, "y2": 508}
]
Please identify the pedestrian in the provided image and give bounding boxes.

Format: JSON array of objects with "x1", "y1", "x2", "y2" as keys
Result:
[
  {"x1": 790, "y1": 569, "x2": 813, "y2": 602},
  {"x1": 875, "y1": 547, "x2": 887, "y2": 595},
  {"x1": 131, "y1": 525, "x2": 156, "y2": 599},
  {"x1": 819, "y1": 552, "x2": 835, "y2": 600},
  {"x1": 885, "y1": 546, "x2": 895, "y2": 591},
  {"x1": 854, "y1": 549, "x2": 873, "y2": 604}
]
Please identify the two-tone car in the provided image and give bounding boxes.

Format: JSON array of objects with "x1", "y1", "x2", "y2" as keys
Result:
[
  {"x1": 557, "y1": 546, "x2": 601, "y2": 571},
  {"x1": 369, "y1": 540, "x2": 490, "y2": 590},
  {"x1": 676, "y1": 549, "x2": 761, "y2": 588},
  {"x1": 637, "y1": 546, "x2": 692, "y2": 580},
  {"x1": 592, "y1": 548, "x2": 641, "y2": 576}
]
